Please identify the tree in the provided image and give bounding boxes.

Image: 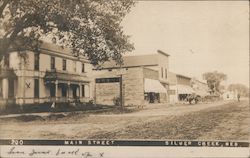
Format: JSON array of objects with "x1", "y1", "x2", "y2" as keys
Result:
[
  {"x1": 202, "y1": 71, "x2": 227, "y2": 93},
  {"x1": 228, "y1": 83, "x2": 249, "y2": 97},
  {"x1": 0, "y1": 0, "x2": 135, "y2": 65}
]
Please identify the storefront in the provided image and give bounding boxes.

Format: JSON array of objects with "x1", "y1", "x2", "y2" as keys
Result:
[
  {"x1": 144, "y1": 78, "x2": 166, "y2": 103},
  {"x1": 177, "y1": 85, "x2": 195, "y2": 101}
]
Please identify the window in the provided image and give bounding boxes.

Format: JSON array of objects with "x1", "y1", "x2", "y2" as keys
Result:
[
  {"x1": 95, "y1": 77, "x2": 120, "y2": 83},
  {"x1": 63, "y1": 59, "x2": 67, "y2": 71},
  {"x1": 4, "y1": 54, "x2": 9, "y2": 67},
  {"x1": 82, "y1": 63, "x2": 85, "y2": 73},
  {"x1": 61, "y1": 86, "x2": 67, "y2": 97},
  {"x1": 51, "y1": 57, "x2": 55, "y2": 70},
  {"x1": 161, "y1": 67, "x2": 164, "y2": 78},
  {"x1": 73, "y1": 61, "x2": 76, "y2": 72},
  {"x1": 165, "y1": 68, "x2": 168, "y2": 79},
  {"x1": 50, "y1": 84, "x2": 55, "y2": 97},
  {"x1": 34, "y1": 53, "x2": 39, "y2": 70},
  {"x1": 34, "y1": 79, "x2": 39, "y2": 98},
  {"x1": 82, "y1": 85, "x2": 85, "y2": 97}
]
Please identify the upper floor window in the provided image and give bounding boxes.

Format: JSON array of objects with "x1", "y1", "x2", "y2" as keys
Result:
[
  {"x1": 4, "y1": 54, "x2": 9, "y2": 68},
  {"x1": 82, "y1": 63, "x2": 85, "y2": 73},
  {"x1": 63, "y1": 59, "x2": 67, "y2": 71},
  {"x1": 51, "y1": 56, "x2": 55, "y2": 70},
  {"x1": 73, "y1": 61, "x2": 76, "y2": 72},
  {"x1": 165, "y1": 68, "x2": 168, "y2": 79},
  {"x1": 34, "y1": 53, "x2": 39, "y2": 70},
  {"x1": 161, "y1": 67, "x2": 164, "y2": 78}
]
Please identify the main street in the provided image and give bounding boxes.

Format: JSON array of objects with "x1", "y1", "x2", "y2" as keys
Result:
[{"x1": 0, "y1": 100, "x2": 249, "y2": 140}]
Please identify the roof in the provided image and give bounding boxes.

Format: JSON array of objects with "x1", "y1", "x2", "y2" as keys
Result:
[
  {"x1": 99, "y1": 54, "x2": 158, "y2": 69},
  {"x1": 176, "y1": 74, "x2": 192, "y2": 79},
  {"x1": 157, "y1": 50, "x2": 170, "y2": 57},
  {"x1": 0, "y1": 38, "x2": 88, "y2": 61},
  {"x1": 192, "y1": 78, "x2": 207, "y2": 85},
  {"x1": 40, "y1": 42, "x2": 73, "y2": 56}
]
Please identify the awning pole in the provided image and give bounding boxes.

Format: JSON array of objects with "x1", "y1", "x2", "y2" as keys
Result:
[{"x1": 120, "y1": 74, "x2": 123, "y2": 108}]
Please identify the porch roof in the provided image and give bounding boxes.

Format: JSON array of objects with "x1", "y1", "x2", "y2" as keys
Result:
[
  {"x1": 0, "y1": 68, "x2": 17, "y2": 79},
  {"x1": 44, "y1": 70, "x2": 90, "y2": 83}
]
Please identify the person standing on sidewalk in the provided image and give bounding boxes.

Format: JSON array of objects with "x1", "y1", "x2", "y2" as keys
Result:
[{"x1": 237, "y1": 93, "x2": 240, "y2": 102}]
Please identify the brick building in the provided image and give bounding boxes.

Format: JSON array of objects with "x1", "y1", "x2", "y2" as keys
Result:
[{"x1": 93, "y1": 50, "x2": 170, "y2": 106}]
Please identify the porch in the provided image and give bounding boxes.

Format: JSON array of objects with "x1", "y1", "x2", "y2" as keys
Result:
[
  {"x1": 44, "y1": 70, "x2": 91, "y2": 103},
  {"x1": 0, "y1": 68, "x2": 17, "y2": 108}
]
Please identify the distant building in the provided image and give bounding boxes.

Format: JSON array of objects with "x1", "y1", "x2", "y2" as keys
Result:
[
  {"x1": 0, "y1": 42, "x2": 93, "y2": 108},
  {"x1": 93, "y1": 50, "x2": 170, "y2": 106},
  {"x1": 222, "y1": 90, "x2": 238, "y2": 100},
  {"x1": 168, "y1": 72, "x2": 194, "y2": 103},
  {"x1": 191, "y1": 78, "x2": 210, "y2": 97}
]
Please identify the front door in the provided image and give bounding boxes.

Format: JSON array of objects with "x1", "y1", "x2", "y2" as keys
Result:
[
  {"x1": 8, "y1": 79, "x2": 14, "y2": 98},
  {"x1": 72, "y1": 86, "x2": 77, "y2": 99}
]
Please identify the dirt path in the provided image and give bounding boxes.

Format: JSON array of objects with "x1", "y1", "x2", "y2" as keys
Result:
[{"x1": 0, "y1": 100, "x2": 248, "y2": 140}]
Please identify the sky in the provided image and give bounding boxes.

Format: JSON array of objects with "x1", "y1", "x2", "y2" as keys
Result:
[{"x1": 121, "y1": 1, "x2": 249, "y2": 87}]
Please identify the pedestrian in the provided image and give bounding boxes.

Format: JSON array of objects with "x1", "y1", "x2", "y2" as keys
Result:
[
  {"x1": 237, "y1": 94, "x2": 240, "y2": 102},
  {"x1": 51, "y1": 102, "x2": 56, "y2": 112}
]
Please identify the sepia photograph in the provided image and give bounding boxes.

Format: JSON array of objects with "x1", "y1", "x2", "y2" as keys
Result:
[{"x1": 0, "y1": 0, "x2": 249, "y2": 157}]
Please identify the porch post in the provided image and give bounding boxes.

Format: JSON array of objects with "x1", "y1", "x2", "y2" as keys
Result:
[
  {"x1": 2, "y1": 78, "x2": 8, "y2": 99},
  {"x1": 67, "y1": 82, "x2": 70, "y2": 100},
  {"x1": 55, "y1": 80, "x2": 58, "y2": 101},
  {"x1": 79, "y1": 84, "x2": 82, "y2": 98}
]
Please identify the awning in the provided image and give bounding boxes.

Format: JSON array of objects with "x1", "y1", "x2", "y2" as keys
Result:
[
  {"x1": 177, "y1": 85, "x2": 194, "y2": 94},
  {"x1": 144, "y1": 78, "x2": 166, "y2": 93},
  {"x1": 195, "y1": 89, "x2": 209, "y2": 97}
]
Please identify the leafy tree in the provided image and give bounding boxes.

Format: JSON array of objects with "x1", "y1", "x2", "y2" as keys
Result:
[
  {"x1": 0, "y1": 0, "x2": 135, "y2": 65},
  {"x1": 228, "y1": 83, "x2": 249, "y2": 97},
  {"x1": 203, "y1": 71, "x2": 227, "y2": 93}
]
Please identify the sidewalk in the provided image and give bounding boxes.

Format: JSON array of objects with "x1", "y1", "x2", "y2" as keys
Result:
[
  {"x1": 0, "y1": 100, "x2": 236, "y2": 119},
  {"x1": 0, "y1": 107, "x2": 114, "y2": 119},
  {"x1": 0, "y1": 111, "x2": 67, "y2": 119}
]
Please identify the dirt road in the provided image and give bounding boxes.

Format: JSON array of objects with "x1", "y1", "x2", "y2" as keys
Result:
[{"x1": 0, "y1": 100, "x2": 249, "y2": 140}]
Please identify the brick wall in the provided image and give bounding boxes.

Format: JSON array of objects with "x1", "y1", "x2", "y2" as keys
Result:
[
  {"x1": 143, "y1": 67, "x2": 159, "y2": 80},
  {"x1": 94, "y1": 67, "x2": 145, "y2": 106},
  {"x1": 123, "y1": 67, "x2": 144, "y2": 106},
  {"x1": 95, "y1": 82, "x2": 120, "y2": 105}
]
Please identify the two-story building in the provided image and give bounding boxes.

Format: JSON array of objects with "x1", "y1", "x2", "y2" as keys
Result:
[
  {"x1": 168, "y1": 72, "x2": 194, "y2": 103},
  {"x1": 93, "y1": 50, "x2": 170, "y2": 106},
  {"x1": 0, "y1": 42, "x2": 93, "y2": 108}
]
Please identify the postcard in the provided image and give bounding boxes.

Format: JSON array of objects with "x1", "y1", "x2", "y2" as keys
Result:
[{"x1": 0, "y1": 0, "x2": 249, "y2": 157}]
